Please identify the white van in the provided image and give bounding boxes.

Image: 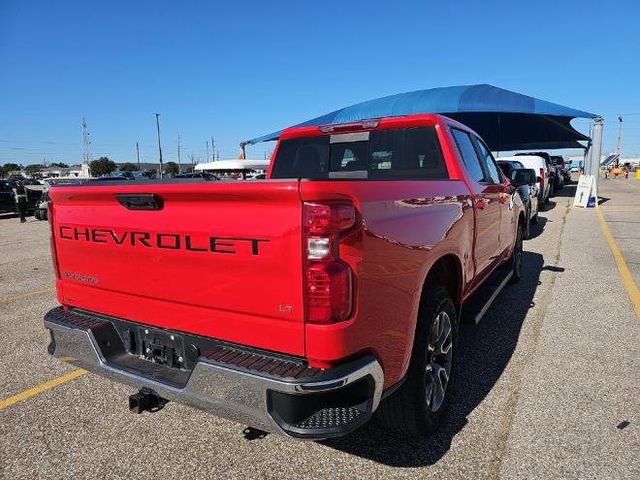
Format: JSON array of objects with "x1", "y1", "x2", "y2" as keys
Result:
[{"x1": 499, "y1": 155, "x2": 551, "y2": 204}]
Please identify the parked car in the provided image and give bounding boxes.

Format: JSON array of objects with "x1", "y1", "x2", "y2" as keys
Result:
[
  {"x1": 172, "y1": 172, "x2": 219, "y2": 180},
  {"x1": 0, "y1": 179, "x2": 42, "y2": 215},
  {"x1": 498, "y1": 160, "x2": 539, "y2": 238},
  {"x1": 34, "y1": 190, "x2": 49, "y2": 220},
  {"x1": 44, "y1": 114, "x2": 525, "y2": 440},
  {"x1": 502, "y1": 155, "x2": 550, "y2": 205},
  {"x1": 515, "y1": 152, "x2": 560, "y2": 195},
  {"x1": 551, "y1": 155, "x2": 571, "y2": 184}
]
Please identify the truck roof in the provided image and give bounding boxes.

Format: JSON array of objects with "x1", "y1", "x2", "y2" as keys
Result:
[{"x1": 279, "y1": 113, "x2": 477, "y2": 141}]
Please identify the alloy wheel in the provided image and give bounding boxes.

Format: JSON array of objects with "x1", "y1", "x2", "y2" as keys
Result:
[{"x1": 425, "y1": 311, "x2": 453, "y2": 412}]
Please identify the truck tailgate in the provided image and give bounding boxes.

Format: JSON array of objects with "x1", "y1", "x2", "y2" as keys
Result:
[{"x1": 49, "y1": 181, "x2": 305, "y2": 356}]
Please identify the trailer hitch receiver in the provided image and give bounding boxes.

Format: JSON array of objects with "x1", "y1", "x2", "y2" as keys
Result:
[{"x1": 128, "y1": 387, "x2": 168, "y2": 414}]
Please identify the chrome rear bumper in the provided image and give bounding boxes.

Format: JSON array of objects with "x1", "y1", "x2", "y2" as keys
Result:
[{"x1": 45, "y1": 307, "x2": 383, "y2": 439}]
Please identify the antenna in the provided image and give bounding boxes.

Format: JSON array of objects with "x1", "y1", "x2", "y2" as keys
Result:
[
  {"x1": 136, "y1": 142, "x2": 141, "y2": 170},
  {"x1": 81, "y1": 117, "x2": 92, "y2": 165},
  {"x1": 211, "y1": 136, "x2": 216, "y2": 161},
  {"x1": 206, "y1": 140, "x2": 210, "y2": 162}
]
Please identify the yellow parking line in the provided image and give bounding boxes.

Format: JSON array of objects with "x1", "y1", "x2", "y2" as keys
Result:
[
  {"x1": 596, "y1": 207, "x2": 640, "y2": 320},
  {"x1": 0, "y1": 369, "x2": 86, "y2": 410},
  {"x1": 0, "y1": 287, "x2": 56, "y2": 305}
]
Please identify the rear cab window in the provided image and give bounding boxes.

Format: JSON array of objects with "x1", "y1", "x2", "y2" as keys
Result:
[{"x1": 271, "y1": 127, "x2": 448, "y2": 180}]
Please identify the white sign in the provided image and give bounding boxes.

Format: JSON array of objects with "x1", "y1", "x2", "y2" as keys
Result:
[{"x1": 574, "y1": 174, "x2": 594, "y2": 208}]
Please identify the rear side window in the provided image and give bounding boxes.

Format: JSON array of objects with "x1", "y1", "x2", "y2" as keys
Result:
[
  {"x1": 271, "y1": 127, "x2": 447, "y2": 180},
  {"x1": 451, "y1": 129, "x2": 485, "y2": 183}
]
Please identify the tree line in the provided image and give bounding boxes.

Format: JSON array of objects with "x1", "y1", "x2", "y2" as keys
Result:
[{"x1": 1, "y1": 157, "x2": 182, "y2": 178}]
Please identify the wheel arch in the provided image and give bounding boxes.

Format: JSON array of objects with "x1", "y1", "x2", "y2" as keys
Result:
[
  {"x1": 421, "y1": 253, "x2": 464, "y2": 311},
  {"x1": 392, "y1": 253, "x2": 464, "y2": 394}
]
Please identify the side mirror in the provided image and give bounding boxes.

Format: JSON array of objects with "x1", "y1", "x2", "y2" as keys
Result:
[{"x1": 511, "y1": 169, "x2": 537, "y2": 186}]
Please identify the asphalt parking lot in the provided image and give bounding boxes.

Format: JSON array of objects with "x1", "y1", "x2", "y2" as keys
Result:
[{"x1": 1, "y1": 178, "x2": 639, "y2": 480}]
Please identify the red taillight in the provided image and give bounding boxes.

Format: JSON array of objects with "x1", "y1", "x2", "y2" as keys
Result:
[
  {"x1": 303, "y1": 202, "x2": 356, "y2": 324},
  {"x1": 306, "y1": 262, "x2": 352, "y2": 324},
  {"x1": 48, "y1": 200, "x2": 60, "y2": 279},
  {"x1": 305, "y1": 202, "x2": 356, "y2": 235},
  {"x1": 539, "y1": 168, "x2": 545, "y2": 187}
]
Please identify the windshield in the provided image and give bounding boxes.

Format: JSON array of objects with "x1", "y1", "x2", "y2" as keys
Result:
[{"x1": 271, "y1": 127, "x2": 447, "y2": 180}]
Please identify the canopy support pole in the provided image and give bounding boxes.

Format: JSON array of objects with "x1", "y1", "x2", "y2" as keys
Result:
[{"x1": 587, "y1": 117, "x2": 604, "y2": 197}]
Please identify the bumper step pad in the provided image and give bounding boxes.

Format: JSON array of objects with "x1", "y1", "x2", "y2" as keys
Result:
[{"x1": 295, "y1": 406, "x2": 364, "y2": 430}]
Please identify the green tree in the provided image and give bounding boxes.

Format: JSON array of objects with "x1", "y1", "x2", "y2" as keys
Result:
[
  {"x1": 49, "y1": 162, "x2": 69, "y2": 168},
  {"x1": 89, "y1": 157, "x2": 117, "y2": 177},
  {"x1": 24, "y1": 164, "x2": 43, "y2": 177},
  {"x1": 1, "y1": 163, "x2": 21, "y2": 178},
  {"x1": 165, "y1": 162, "x2": 179, "y2": 176},
  {"x1": 119, "y1": 162, "x2": 138, "y2": 172}
]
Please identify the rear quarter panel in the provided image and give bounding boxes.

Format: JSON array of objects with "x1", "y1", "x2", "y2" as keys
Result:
[{"x1": 300, "y1": 180, "x2": 474, "y2": 388}]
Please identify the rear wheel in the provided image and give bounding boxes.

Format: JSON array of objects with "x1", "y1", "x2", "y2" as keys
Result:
[
  {"x1": 523, "y1": 205, "x2": 531, "y2": 239},
  {"x1": 510, "y1": 223, "x2": 524, "y2": 283},
  {"x1": 377, "y1": 286, "x2": 458, "y2": 437}
]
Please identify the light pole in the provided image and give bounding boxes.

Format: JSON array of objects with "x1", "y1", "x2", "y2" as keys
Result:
[
  {"x1": 154, "y1": 113, "x2": 164, "y2": 179},
  {"x1": 615, "y1": 116, "x2": 623, "y2": 156}
]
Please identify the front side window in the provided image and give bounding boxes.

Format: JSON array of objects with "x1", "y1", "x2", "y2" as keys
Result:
[
  {"x1": 271, "y1": 127, "x2": 448, "y2": 180},
  {"x1": 474, "y1": 138, "x2": 501, "y2": 184}
]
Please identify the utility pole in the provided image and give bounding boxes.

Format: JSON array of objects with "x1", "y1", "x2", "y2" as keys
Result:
[
  {"x1": 211, "y1": 136, "x2": 216, "y2": 161},
  {"x1": 154, "y1": 113, "x2": 164, "y2": 179},
  {"x1": 81, "y1": 117, "x2": 92, "y2": 165},
  {"x1": 136, "y1": 142, "x2": 141, "y2": 171},
  {"x1": 206, "y1": 140, "x2": 210, "y2": 162},
  {"x1": 615, "y1": 116, "x2": 623, "y2": 156},
  {"x1": 176, "y1": 133, "x2": 182, "y2": 173}
]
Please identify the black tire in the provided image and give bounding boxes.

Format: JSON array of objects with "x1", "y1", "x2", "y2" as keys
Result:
[
  {"x1": 377, "y1": 286, "x2": 458, "y2": 437},
  {"x1": 523, "y1": 205, "x2": 531, "y2": 240},
  {"x1": 510, "y1": 223, "x2": 524, "y2": 283},
  {"x1": 531, "y1": 212, "x2": 538, "y2": 225}
]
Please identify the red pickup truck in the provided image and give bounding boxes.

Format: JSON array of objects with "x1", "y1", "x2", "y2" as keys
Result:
[{"x1": 45, "y1": 114, "x2": 524, "y2": 439}]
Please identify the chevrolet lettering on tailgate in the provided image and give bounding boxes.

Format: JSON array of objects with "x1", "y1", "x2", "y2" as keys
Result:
[{"x1": 58, "y1": 225, "x2": 269, "y2": 255}]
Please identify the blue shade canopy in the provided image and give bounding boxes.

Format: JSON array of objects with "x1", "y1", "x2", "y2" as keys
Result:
[{"x1": 245, "y1": 84, "x2": 597, "y2": 151}]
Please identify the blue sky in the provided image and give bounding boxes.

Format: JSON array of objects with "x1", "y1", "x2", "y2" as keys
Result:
[{"x1": 1, "y1": 0, "x2": 639, "y2": 166}]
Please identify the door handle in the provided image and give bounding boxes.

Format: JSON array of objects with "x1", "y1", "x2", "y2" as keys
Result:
[
  {"x1": 116, "y1": 194, "x2": 163, "y2": 210},
  {"x1": 475, "y1": 198, "x2": 487, "y2": 210}
]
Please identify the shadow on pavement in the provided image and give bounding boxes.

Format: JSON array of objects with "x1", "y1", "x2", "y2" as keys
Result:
[
  {"x1": 526, "y1": 215, "x2": 548, "y2": 240},
  {"x1": 323, "y1": 251, "x2": 545, "y2": 467},
  {"x1": 550, "y1": 185, "x2": 577, "y2": 199}
]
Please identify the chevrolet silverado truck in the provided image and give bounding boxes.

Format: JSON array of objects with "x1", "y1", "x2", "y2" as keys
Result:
[{"x1": 44, "y1": 114, "x2": 524, "y2": 439}]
